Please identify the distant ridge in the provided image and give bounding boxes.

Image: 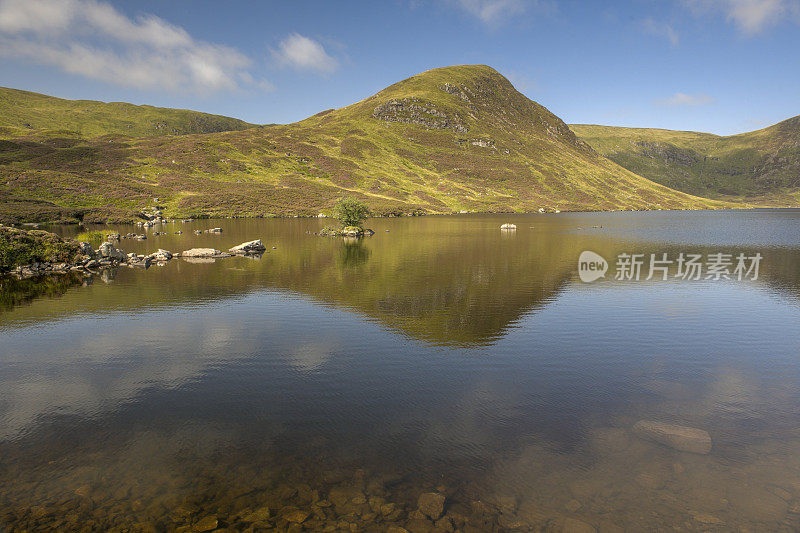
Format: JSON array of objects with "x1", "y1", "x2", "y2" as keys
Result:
[
  {"x1": 0, "y1": 87, "x2": 254, "y2": 138},
  {"x1": 572, "y1": 117, "x2": 800, "y2": 204}
]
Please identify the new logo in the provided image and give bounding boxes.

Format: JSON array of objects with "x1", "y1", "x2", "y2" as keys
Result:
[{"x1": 578, "y1": 251, "x2": 608, "y2": 282}]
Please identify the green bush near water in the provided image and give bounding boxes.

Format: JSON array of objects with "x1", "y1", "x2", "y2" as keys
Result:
[
  {"x1": 74, "y1": 230, "x2": 106, "y2": 246},
  {"x1": 334, "y1": 197, "x2": 370, "y2": 228},
  {"x1": 0, "y1": 226, "x2": 80, "y2": 271}
]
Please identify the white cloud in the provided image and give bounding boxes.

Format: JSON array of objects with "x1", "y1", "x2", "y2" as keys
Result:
[
  {"x1": 682, "y1": 0, "x2": 800, "y2": 34},
  {"x1": 453, "y1": 0, "x2": 528, "y2": 25},
  {"x1": 642, "y1": 18, "x2": 679, "y2": 46},
  {"x1": 0, "y1": 0, "x2": 270, "y2": 93},
  {"x1": 655, "y1": 92, "x2": 716, "y2": 106},
  {"x1": 272, "y1": 33, "x2": 338, "y2": 74},
  {"x1": 502, "y1": 69, "x2": 538, "y2": 93}
]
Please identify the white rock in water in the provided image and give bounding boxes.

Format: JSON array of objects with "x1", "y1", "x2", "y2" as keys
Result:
[
  {"x1": 228, "y1": 239, "x2": 266, "y2": 254},
  {"x1": 500, "y1": 223, "x2": 517, "y2": 230},
  {"x1": 150, "y1": 249, "x2": 173, "y2": 261},
  {"x1": 181, "y1": 248, "x2": 221, "y2": 257},
  {"x1": 633, "y1": 420, "x2": 712, "y2": 454}
]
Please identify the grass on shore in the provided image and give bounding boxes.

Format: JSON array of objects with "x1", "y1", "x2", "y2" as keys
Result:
[{"x1": 0, "y1": 226, "x2": 81, "y2": 271}]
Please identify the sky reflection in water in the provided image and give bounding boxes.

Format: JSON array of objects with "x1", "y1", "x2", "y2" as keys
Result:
[{"x1": 1, "y1": 210, "x2": 799, "y2": 530}]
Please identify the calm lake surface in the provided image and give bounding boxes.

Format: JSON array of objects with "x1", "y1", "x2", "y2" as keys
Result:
[{"x1": 2, "y1": 210, "x2": 800, "y2": 531}]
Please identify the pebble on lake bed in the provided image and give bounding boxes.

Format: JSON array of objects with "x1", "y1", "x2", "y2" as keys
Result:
[
  {"x1": 417, "y1": 492, "x2": 446, "y2": 520},
  {"x1": 633, "y1": 420, "x2": 712, "y2": 454}
]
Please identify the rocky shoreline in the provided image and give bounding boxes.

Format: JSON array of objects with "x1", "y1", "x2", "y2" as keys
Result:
[
  {"x1": 2, "y1": 216, "x2": 387, "y2": 282},
  {"x1": 2, "y1": 225, "x2": 270, "y2": 280}
]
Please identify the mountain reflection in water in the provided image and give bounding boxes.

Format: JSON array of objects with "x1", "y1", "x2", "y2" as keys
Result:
[{"x1": 1, "y1": 210, "x2": 800, "y2": 531}]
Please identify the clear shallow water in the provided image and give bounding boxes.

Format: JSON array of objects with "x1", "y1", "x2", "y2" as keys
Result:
[{"x1": 1, "y1": 210, "x2": 800, "y2": 531}]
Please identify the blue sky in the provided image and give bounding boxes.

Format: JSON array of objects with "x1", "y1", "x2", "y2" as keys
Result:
[{"x1": 0, "y1": 0, "x2": 798, "y2": 135}]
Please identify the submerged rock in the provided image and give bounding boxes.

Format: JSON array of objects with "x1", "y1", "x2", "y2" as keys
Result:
[
  {"x1": 193, "y1": 515, "x2": 218, "y2": 531},
  {"x1": 633, "y1": 420, "x2": 712, "y2": 454},
  {"x1": 229, "y1": 239, "x2": 266, "y2": 254},
  {"x1": 280, "y1": 506, "x2": 309, "y2": 523},
  {"x1": 563, "y1": 517, "x2": 596, "y2": 533},
  {"x1": 691, "y1": 512, "x2": 725, "y2": 525},
  {"x1": 242, "y1": 506, "x2": 271, "y2": 523},
  {"x1": 417, "y1": 492, "x2": 445, "y2": 520},
  {"x1": 181, "y1": 257, "x2": 217, "y2": 264},
  {"x1": 727, "y1": 486, "x2": 788, "y2": 523}
]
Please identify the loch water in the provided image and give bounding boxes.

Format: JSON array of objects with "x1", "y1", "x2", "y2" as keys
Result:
[{"x1": 1, "y1": 210, "x2": 800, "y2": 531}]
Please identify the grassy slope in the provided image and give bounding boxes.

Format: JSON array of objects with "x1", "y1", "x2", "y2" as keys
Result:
[
  {"x1": 572, "y1": 117, "x2": 800, "y2": 203},
  {"x1": 0, "y1": 66, "x2": 727, "y2": 223},
  {"x1": 0, "y1": 87, "x2": 254, "y2": 138}
]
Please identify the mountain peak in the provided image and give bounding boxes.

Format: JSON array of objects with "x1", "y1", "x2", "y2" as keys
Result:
[
  {"x1": 374, "y1": 64, "x2": 515, "y2": 104},
  {"x1": 391, "y1": 64, "x2": 506, "y2": 86},
  {"x1": 347, "y1": 64, "x2": 586, "y2": 152},
  {"x1": 307, "y1": 63, "x2": 582, "y2": 150}
]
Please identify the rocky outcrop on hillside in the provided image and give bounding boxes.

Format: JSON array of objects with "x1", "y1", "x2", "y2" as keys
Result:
[
  {"x1": 372, "y1": 98, "x2": 467, "y2": 133},
  {"x1": 634, "y1": 141, "x2": 701, "y2": 166},
  {"x1": 441, "y1": 82, "x2": 472, "y2": 102}
]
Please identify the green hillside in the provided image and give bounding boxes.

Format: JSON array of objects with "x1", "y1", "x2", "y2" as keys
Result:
[
  {"x1": 572, "y1": 118, "x2": 800, "y2": 203},
  {"x1": 0, "y1": 87, "x2": 254, "y2": 138},
  {"x1": 0, "y1": 66, "x2": 727, "y2": 224}
]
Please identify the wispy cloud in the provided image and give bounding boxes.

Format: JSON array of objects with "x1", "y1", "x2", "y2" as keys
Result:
[
  {"x1": 642, "y1": 18, "x2": 679, "y2": 46},
  {"x1": 445, "y1": 0, "x2": 554, "y2": 27},
  {"x1": 272, "y1": 33, "x2": 339, "y2": 74},
  {"x1": 502, "y1": 69, "x2": 538, "y2": 93},
  {"x1": 452, "y1": 0, "x2": 528, "y2": 25},
  {"x1": 0, "y1": 0, "x2": 271, "y2": 93},
  {"x1": 682, "y1": 0, "x2": 800, "y2": 35},
  {"x1": 655, "y1": 92, "x2": 716, "y2": 106}
]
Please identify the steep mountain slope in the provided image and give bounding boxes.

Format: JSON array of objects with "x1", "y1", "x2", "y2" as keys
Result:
[
  {"x1": 0, "y1": 87, "x2": 254, "y2": 138},
  {"x1": 572, "y1": 117, "x2": 800, "y2": 202},
  {"x1": 0, "y1": 66, "x2": 726, "y2": 223}
]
